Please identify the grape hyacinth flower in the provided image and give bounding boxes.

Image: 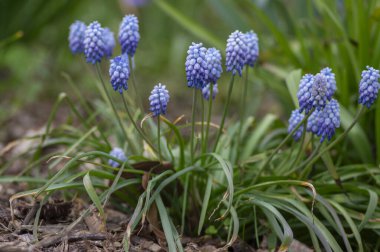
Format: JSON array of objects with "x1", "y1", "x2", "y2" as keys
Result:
[
  {"x1": 306, "y1": 110, "x2": 320, "y2": 135},
  {"x1": 109, "y1": 55, "x2": 130, "y2": 94},
  {"x1": 297, "y1": 73, "x2": 329, "y2": 114},
  {"x1": 244, "y1": 30, "x2": 259, "y2": 67},
  {"x1": 69, "y1": 21, "x2": 86, "y2": 54},
  {"x1": 84, "y1": 21, "x2": 105, "y2": 64},
  {"x1": 103, "y1": 28, "x2": 115, "y2": 58},
  {"x1": 288, "y1": 109, "x2": 305, "y2": 141},
  {"x1": 226, "y1": 30, "x2": 247, "y2": 76},
  {"x1": 149, "y1": 84, "x2": 170, "y2": 117},
  {"x1": 358, "y1": 66, "x2": 380, "y2": 108},
  {"x1": 315, "y1": 99, "x2": 340, "y2": 142},
  {"x1": 205, "y1": 48, "x2": 222, "y2": 84},
  {"x1": 202, "y1": 84, "x2": 218, "y2": 100},
  {"x1": 320, "y1": 67, "x2": 336, "y2": 99},
  {"x1": 119, "y1": 15, "x2": 140, "y2": 57},
  {"x1": 108, "y1": 147, "x2": 127, "y2": 167},
  {"x1": 185, "y1": 43, "x2": 208, "y2": 89}
]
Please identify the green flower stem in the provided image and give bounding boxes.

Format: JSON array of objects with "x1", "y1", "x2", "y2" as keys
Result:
[
  {"x1": 157, "y1": 116, "x2": 162, "y2": 163},
  {"x1": 120, "y1": 93, "x2": 160, "y2": 157},
  {"x1": 129, "y1": 57, "x2": 143, "y2": 112},
  {"x1": 252, "y1": 111, "x2": 313, "y2": 183},
  {"x1": 203, "y1": 83, "x2": 214, "y2": 161},
  {"x1": 213, "y1": 75, "x2": 235, "y2": 152},
  {"x1": 236, "y1": 67, "x2": 249, "y2": 162},
  {"x1": 95, "y1": 64, "x2": 138, "y2": 153},
  {"x1": 200, "y1": 94, "x2": 205, "y2": 165},
  {"x1": 298, "y1": 142, "x2": 323, "y2": 179},
  {"x1": 302, "y1": 105, "x2": 365, "y2": 171},
  {"x1": 286, "y1": 121, "x2": 307, "y2": 172},
  {"x1": 190, "y1": 88, "x2": 197, "y2": 163}
]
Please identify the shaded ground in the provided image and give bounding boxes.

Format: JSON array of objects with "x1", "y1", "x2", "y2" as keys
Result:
[{"x1": 0, "y1": 183, "x2": 257, "y2": 251}]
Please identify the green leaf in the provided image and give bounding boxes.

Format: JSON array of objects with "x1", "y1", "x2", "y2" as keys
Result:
[
  {"x1": 198, "y1": 175, "x2": 213, "y2": 235},
  {"x1": 285, "y1": 69, "x2": 302, "y2": 108},
  {"x1": 241, "y1": 114, "x2": 277, "y2": 160},
  {"x1": 156, "y1": 195, "x2": 180, "y2": 252},
  {"x1": 154, "y1": 0, "x2": 224, "y2": 49},
  {"x1": 83, "y1": 172, "x2": 104, "y2": 218},
  {"x1": 340, "y1": 106, "x2": 372, "y2": 162},
  {"x1": 357, "y1": 188, "x2": 378, "y2": 231}
]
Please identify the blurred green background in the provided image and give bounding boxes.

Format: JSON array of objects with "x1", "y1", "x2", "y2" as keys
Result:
[{"x1": 1, "y1": 0, "x2": 380, "y2": 163}]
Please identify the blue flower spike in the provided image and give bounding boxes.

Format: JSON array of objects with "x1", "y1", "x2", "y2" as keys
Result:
[
  {"x1": 306, "y1": 110, "x2": 320, "y2": 135},
  {"x1": 297, "y1": 73, "x2": 329, "y2": 114},
  {"x1": 202, "y1": 84, "x2": 218, "y2": 101},
  {"x1": 315, "y1": 99, "x2": 340, "y2": 142},
  {"x1": 226, "y1": 30, "x2": 247, "y2": 76},
  {"x1": 288, "y1": 109, "x2": 305, "y2": 141},
  {"x1": 205, "y1": 48, "x2": 223, "y2": 84},
  {"x1": 185, "y1": 42, "x2": 208, "y2": 89},
  {"x1": 69, "y1": 21, "x2": 86, "y2": 54},
  {"x1": 109, "y1": 55, "x2": 130, "y2": 94},
  {"x1": 103, "y1": 27, "x2": 115, "y2": 58},
  {"x1": 244, "y1": 30, "x2": 259, "y2": 67},
  {"x1": 149, "y1": 84, "x2": 170, "y2": 117},
  {"x1": 119, "y1": 14, "x2": 140, "y2": 58},
  {"x1": 108, "y1": 147, "x2": 127, "y2": 168},
  {"x1": 84, "y1": 21, "x2": 106, "y2": 64},
  {"x1": 358, "y1": 66, "x2": 380, "y2": 108},
  {"x1": 320, "y1": 67, "x2": 336, "y2": 99}
]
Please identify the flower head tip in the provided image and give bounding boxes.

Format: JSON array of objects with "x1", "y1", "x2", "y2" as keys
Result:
[
  {"x1": 149, "y1": 83, "x2": 170, "y2": 117},
  {"x1": 119, "y1": 14, "x2": 140, "y2": 57},
  {"x1": 185, "y1": 42, "x2": 208, "y2": 89},
  {"x1": 84, "y1": 21, "x2": 106, "y2": 64},
  {"x1": 108, "y1": 147, "x2": 127, "y2": 167},
  {"x1": 69, "y1": 21, "x2": 86, "y2": 54},
  {"x1": 358, "y1": 66, "x2": 380, "y2": 108}
]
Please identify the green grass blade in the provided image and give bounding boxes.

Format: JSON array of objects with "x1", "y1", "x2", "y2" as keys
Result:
[
  {"x1": 357, "y1": 188, "x2": 378, "y2": 231},
  {"x1": 241, "y1": 114, "x2": 277, "y2": 160},
  {"x1": 200, "y1": 153, "x2": 233, "y2": 219},
  {"x1": 252, "y1": 199, "x2": 293, "y2": 251},
  {"x1": 376, "y1": 98, "x2": 380, "y2": 164},
  {"x1": 285, "y1": 69, "x2": 302, "y2": 108},
  {"x1": 198, "y1": 175, "x2": 213, "y2": 235},
  {"x1": 329, "y1": 200, "x2": 363, "y2": 252},
  {"x1": 340, "y1": 106, "x2": 372, "y2": 162},
  {"x1": 154, "y1": 0, "x2": 224, "y2": 49},
  {"x1": 155, "y1": 195, "x2": 178, "y2": 252},
  {"x1": 83, "y1": 172, "x2": 105, "y2": 219}
]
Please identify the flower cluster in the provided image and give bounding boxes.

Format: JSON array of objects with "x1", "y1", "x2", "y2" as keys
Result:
[
  {"x1": 108, "y1": 147, "x2": 127, "y2": 168},
  {"x1": 69, "y1": 21, "x2": 86, "y2": 54},
  {"x1": 109, "y1": 55, "x2": 130, "y2": 94},
  {"x1": 205, "y1": 48, "x2": 222, "y2": 84},
  {"x1": 244, "y1": 31, "x2": 259, "y2": 67},
  {"x1": 185, "y1": 43, "x2": 208, "y2": 89},
  {"x1": 226, "y1": 31, "x2": 247, "y2": 76},
  {"x1": 225, "y1": 30, "x2": 259, "y2": 76},
  {"x1": 84, "y1": 21, "x2": 106, "y2": 64},
  {"x1": 119, "y1": 15, "x2": 140, "y2": 58},
  {"x1": 358, "y1": 66, "x2": 380, "y2": 108},
  {"x1": 293, "y1": 67, "x2": 341, "y2": 141},
  {"x1": 297, "y1": 73, "x2": 329, "y2": 114},
  {"x1": 103, "y1": 28, "x2": 115, "y2": 58},
  {"x1": 288, "y1": 109, "x2": 305, "y2": 141},
  {"x1": 202, "y1": 84, "x2": 218, "y2": 100},
  {"x1": 149, "y1": 84, "x2": 170, "y2": 117},
  {"x1": 320, "y1": 67, "x2": 336, "y2": 99},
  {"x1": 314, "y1": 99, "x2": 340, "y2": 142}
]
